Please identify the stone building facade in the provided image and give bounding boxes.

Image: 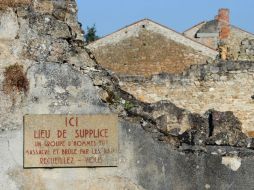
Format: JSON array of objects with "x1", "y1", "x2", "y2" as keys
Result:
[
  {"x1": 87, "y1": 19, "x2": 218, "y2": 77},
  {"x1": 184, "y1": 9, "x2": 254, "y2": 60},
  {"x1": 87, "y1": 9, "x2": 254, "y2": 77}
]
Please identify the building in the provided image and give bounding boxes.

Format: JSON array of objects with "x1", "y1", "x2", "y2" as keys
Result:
[
  {"x1": 87, "y1": 9, "x2": 254, "y2": 77},
  {"x1": 87, "y1": 19, "x2": 218, "y2": 77},
  {"x1": 184, "y1": 9, "x2": 254, "y2": 60}
]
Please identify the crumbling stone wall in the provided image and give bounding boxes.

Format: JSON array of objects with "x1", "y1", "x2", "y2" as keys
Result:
[
  {"x1": 0, "y1": 0, "x2": 86, "y2": 131},
  {"x1": 0, "y1": 1, "x2": 254, "y2": 190},
  {"x1": 0, "y1": 0, "x2": 31, "y2": 7},
  {"x1": 226, "y1": 27, "x2": 254, "y2": 60},
  {"x1": 0, "y1": 0, "x2": 156, "y2": 189},
  {"x1": 120, "y1": 61, "x2": 254, "y2": 137}
]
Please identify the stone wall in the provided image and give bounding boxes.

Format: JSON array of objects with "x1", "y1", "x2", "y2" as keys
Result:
[
  {"x1": 184, "y1": 24, "x2": 254, "y2": 60},
  {"x1": 87, "y1": 19, "x2": 218, "y2": 77},
  {"x1": 0, "y1": 1, "x2": 254, "y2": 190},
  {"x1": 226, "y1": 26, "x2": 254, "y2": 60},
  {"x1": 120, "y1": 61, "x2": 254, "y2": 136},
  {"x1": 0, "y1": 0, "x2": 31, "y2": 7},
  {"x1": 4, "y1": 117, "x2": 254, "y2": 190},
  {"x1": 90, "y1": 30, "x2": 213, "y2": 76},
  {"x1": 238, "y1": 38, "x2": 254, "y2": 61}
]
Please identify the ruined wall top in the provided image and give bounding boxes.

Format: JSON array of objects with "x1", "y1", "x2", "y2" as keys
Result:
[
  {"x1": 0, "y1": 0, "x2": 31, "y2": 7},
  {"x1": 0, "y1": 0, "x2": 79, "y2": 20},
  {"x1": 0, "y1": 0, "x2": 76, "y2": 7}
]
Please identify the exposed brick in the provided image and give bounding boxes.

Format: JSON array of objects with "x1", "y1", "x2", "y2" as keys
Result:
[
  {"x1": 220, "y1": 26, "x2": 230, "y2": 40},
  {"x1": 217, "y1": 9, "x2": 230, "y2": 40},
  {"x1": 217, "y1": 8, "x2": 230, "y2": 24}
]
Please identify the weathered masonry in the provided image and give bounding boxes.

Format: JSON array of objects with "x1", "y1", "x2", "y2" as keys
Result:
[
  {"x1": 184, "y1": 9, "x2": 254, "y2": 60},
  {"x1": 87, "y1": 9, "x2": 254, "y2": 77},
  {"x1": 0, "y1": 1, "x2": 254, "y2": 190},
  {"x1": 87, "y1": 19, "x2": 218, "y2": 76}
]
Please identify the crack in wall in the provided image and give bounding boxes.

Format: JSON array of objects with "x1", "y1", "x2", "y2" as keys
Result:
[{"x1": 208, "y1": 111, "x2": 214, "y2": 137}]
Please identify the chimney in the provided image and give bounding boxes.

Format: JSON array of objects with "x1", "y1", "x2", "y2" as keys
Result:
[{"x1": 217, "y1": 8, "x2": 230, "y2": 40}]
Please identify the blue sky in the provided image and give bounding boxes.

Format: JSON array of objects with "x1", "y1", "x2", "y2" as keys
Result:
[{"x1": 76, "y1": 0, "x2": 254, "y2": 37}]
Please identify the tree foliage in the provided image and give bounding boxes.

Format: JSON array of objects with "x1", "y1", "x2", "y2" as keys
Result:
[{"x1": 85, "y1": 24, "x2": 99, "y2": 44}]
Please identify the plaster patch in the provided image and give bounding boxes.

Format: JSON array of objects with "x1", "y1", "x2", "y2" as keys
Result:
[
  {"x1": 222, "y1": 156, "x2": 241, "y2": 171},
  {"x1": 205, "y1": 184, "x2": 211, "y2": 189},
  {"x1": 0, "y1": 9, "x2": 18, "y2": 40}
]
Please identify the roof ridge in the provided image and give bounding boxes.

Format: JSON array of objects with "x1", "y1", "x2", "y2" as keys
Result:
[
  {"x1": 145, "y1": 19, "x2": 217, "y2": 51},
  {"x1": 183, "y1": 19, "x2": 254, "y2": 37},
  {"x1": 87, "y1": 18, "x2": 217, "y2": 52},
  {"x1": 183, "y1": 21, "x2": 206, "y2": 34},
  {"x1": 230, "y1": 24, "x2": 254, "y2": 36},
  {"x1": 87, "y1": 18, "x2": 149, "y2": 46}
]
